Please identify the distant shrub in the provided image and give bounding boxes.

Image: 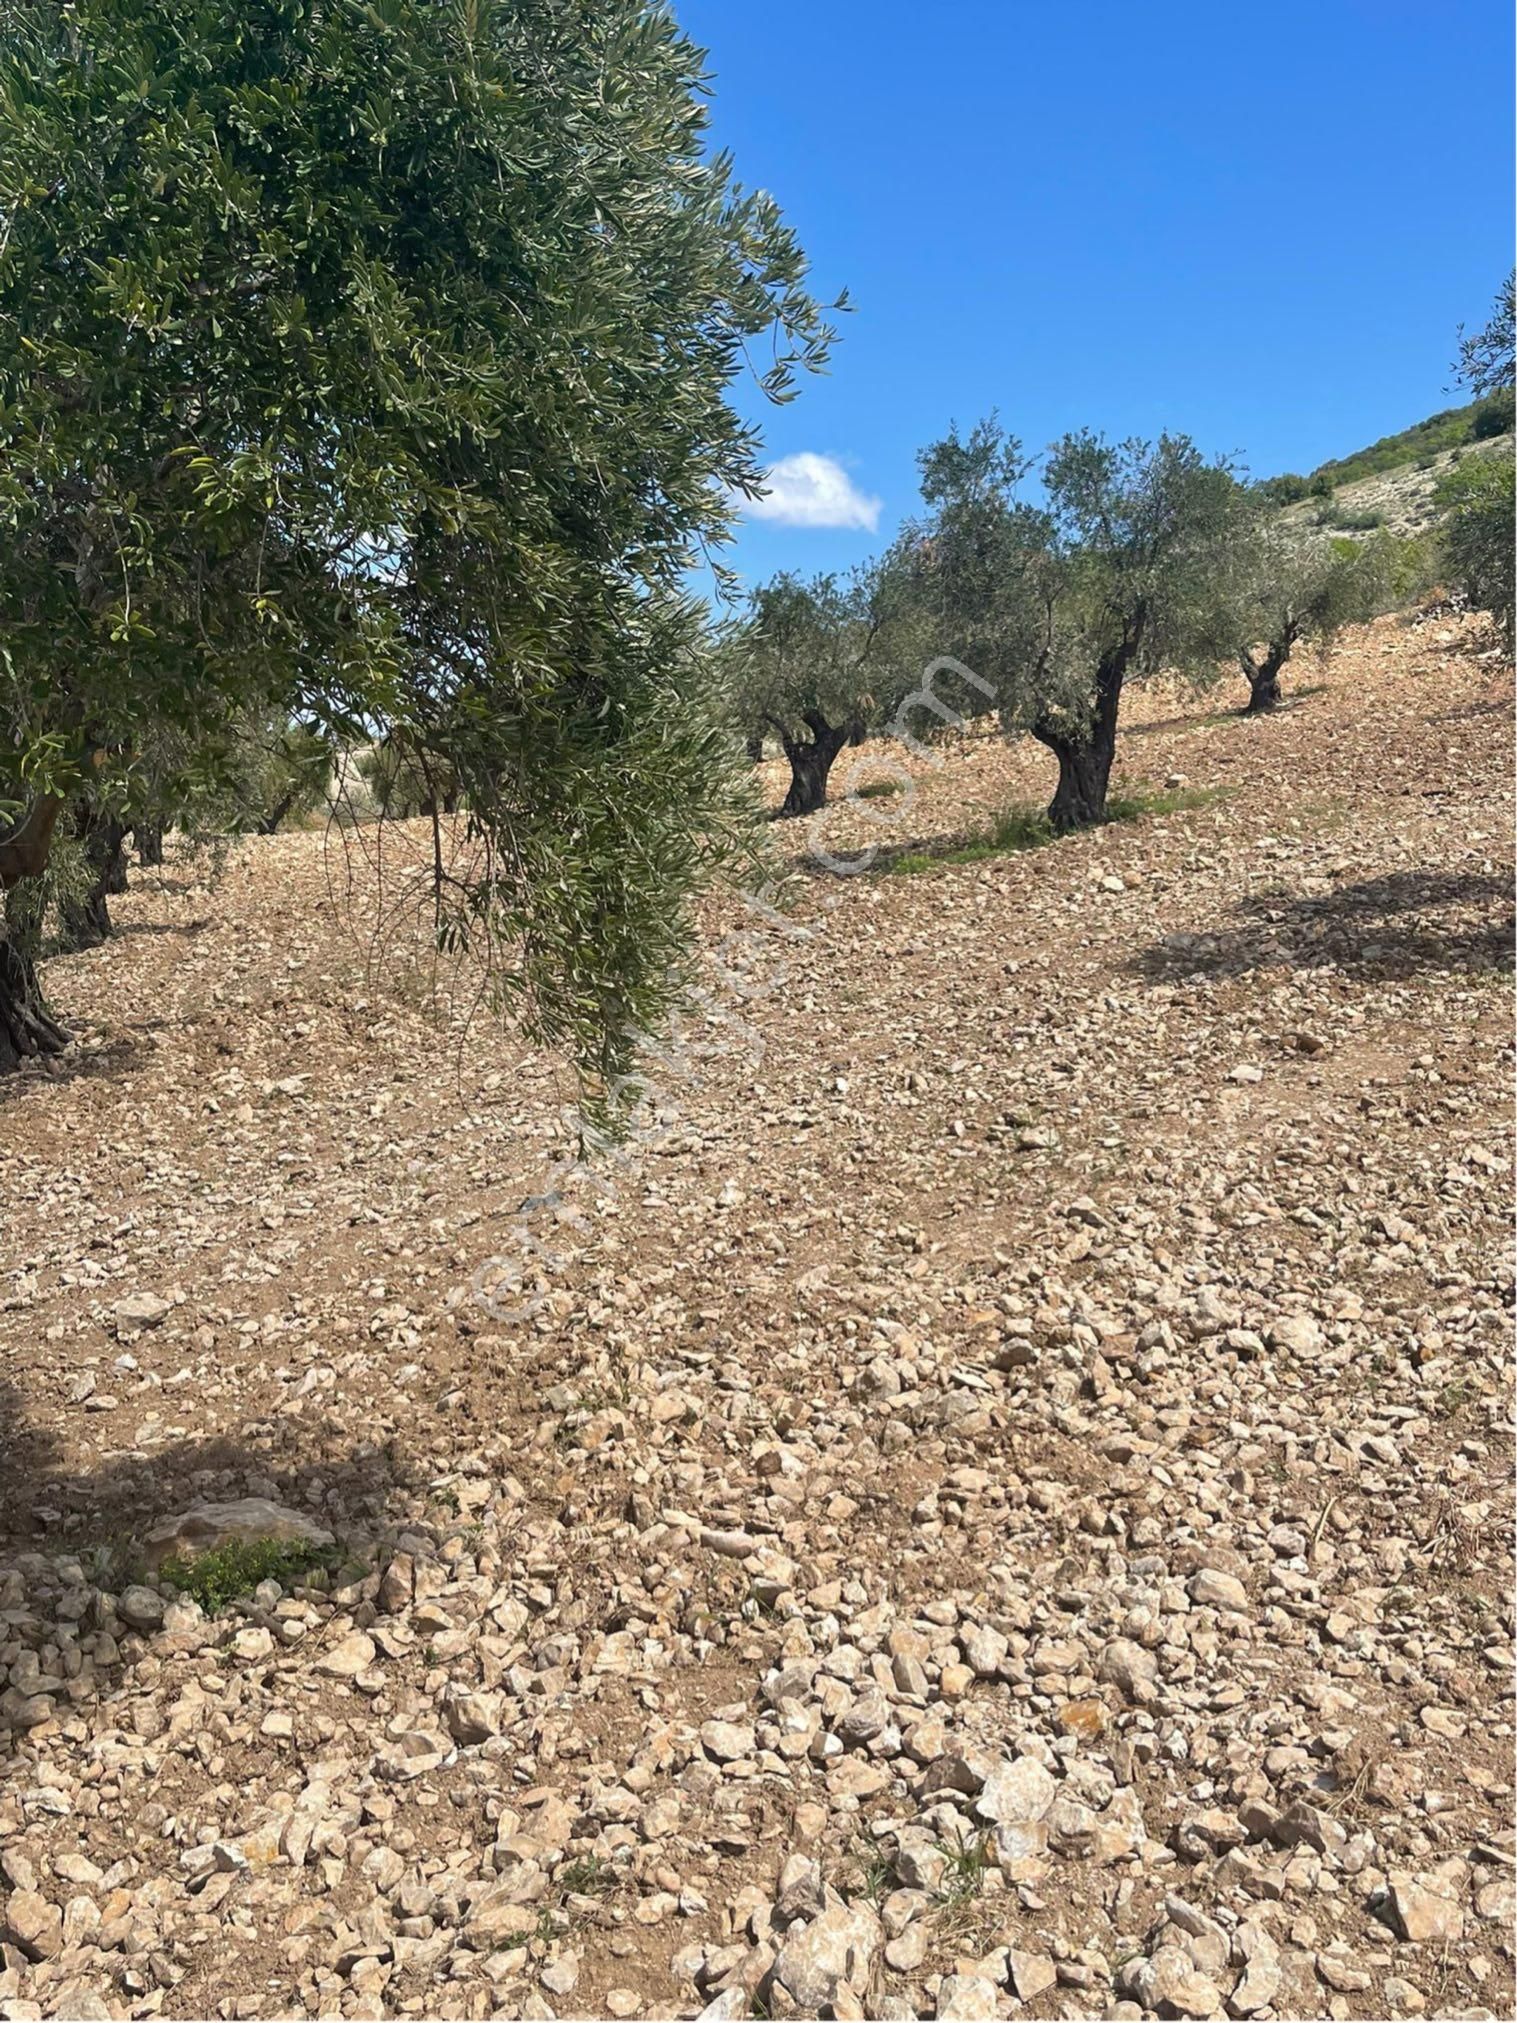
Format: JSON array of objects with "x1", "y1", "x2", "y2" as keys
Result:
[
  {"x1": 1379, "y1": 532, "x2": 1443, "y2": 604},
  {"x1": 1470, "y1": 388, "x2": 1515, "y2": 439},
  {"x1": 1317, "y1": 503, "x2": 1387, "y2": 532},
  {"x1": 1436, "y1": 456, "x2": 1515, "y2": 641},
  {"x1": 1257, "y1": 473, "x2": 1310, "y2": 505}
]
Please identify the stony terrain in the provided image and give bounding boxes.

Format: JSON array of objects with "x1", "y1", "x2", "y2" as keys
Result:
[
  {"x1": 1281, "y1": 433, "x2": 1509, "y2": 541},
  {"x1": 0, "y1": 612, "x2": 1512, "y2": 2023}
]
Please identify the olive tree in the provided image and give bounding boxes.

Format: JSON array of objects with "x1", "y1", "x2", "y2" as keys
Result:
[
  {"x1": 0, "y1": 0, "x2": 833, "y2": 1119},
  {"x1": 1236, "y1": 527, "x2": 1392, "y2": 713},
  {"x1": 723, "y1": 563, "x2": 911, "y2": 816},
  {"x1": 913, "y1": 422, "x2": 1251, "y2": 829}
]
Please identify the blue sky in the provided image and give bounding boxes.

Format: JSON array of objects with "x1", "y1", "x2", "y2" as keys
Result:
[{"x1": 679, "y1": 0, "x2": 1515, "y2": 591}]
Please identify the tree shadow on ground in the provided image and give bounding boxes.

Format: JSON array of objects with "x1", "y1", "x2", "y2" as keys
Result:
[
  {"x1": 0, "y1": 1379, "x2": 412, "y2": 1557},
  {"x1": 0, "y1": 1032, "x2": 149, "y2": 1110},
  {"x1": 1134, "y1": 870, "x2": 1515, "y2": 985},
  {"x1": 1423, "y1": 696, "x2": 1515, "y2": 728},
  {"x1": 0, "y1": 1380, "x2": 421, "y2": 1768}
]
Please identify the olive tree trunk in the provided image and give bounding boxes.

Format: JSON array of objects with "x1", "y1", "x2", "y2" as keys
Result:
[
  {"x1": 1241, "y1": 639, "x2": 1290, "y2": 714},
  {"x1": 0, "y1": 934, "x2": 68, "y2": 1073},
  {"x1": 1033, "y1": 654, "x2": 1126, "y2": 833},
  {"x1": 60, "y1": 808, "x2": 127, "y2": 952},
  {"x1": 776, "y1": 711, "x2": 857, "y2": 818}
]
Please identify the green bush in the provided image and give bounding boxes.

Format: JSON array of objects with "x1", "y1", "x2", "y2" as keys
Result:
[
  {"x1": 1316, "y1": 503, "x2": 1387, "y2": 532},
  {"x1": 1257, "y1": 474, "x2": 1310, "y2": 506},
  {"x1": 1470, "y1": 389, "x2": 1515, "y2": 440},
  {"x1": 1436, "y1": 457, "x2": 1515, "y2": 640}
]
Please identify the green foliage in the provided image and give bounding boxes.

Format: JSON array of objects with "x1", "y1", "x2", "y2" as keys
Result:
[
  {"x1": 1469, "y1": 388, "x2": 1515, "y2": 439},
  {"x1": 354, "y1": 737, "x2": 461, "y2": 821},
  {"x1": 1453, "y1": 273, "x2": 1515, "y2": 397},
  {"x1": 0, "y1": 0, "x2": 834, "y2": 1120},
  {"x1": 721, "y1": 558, "x2": 929, "y2": 756},
  {"x1": 1238, "y1": 526, "x2": 1395, "y2": 683},
  {"x1": 1436, "y1": 455, "x2": 1516, "y2": 640},
  {"x1": 722, "y1": 569, "x2": 888, "y2": 747},
  {"x1": 917, "y1": 423, "x2": 1252, "y2": 729},
  {"x1": 157, "y1": 1536, "x2": 342, "y2": 1613}
]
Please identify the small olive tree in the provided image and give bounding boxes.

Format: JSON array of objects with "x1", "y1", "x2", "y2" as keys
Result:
[
  {"x1": 1453, "y1": 273, "x2": 1515, "y2": 397},
  {"x1": 724, "y1": 564, "x2": 912, "y2": 816},
  {"x1": 1236, "y1": 528, "x2": 1393, "y2": 712}
]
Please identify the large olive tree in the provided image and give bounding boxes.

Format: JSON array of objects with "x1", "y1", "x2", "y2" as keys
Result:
[
  {"x1": 0, "y1": 0, "x2": 833, "y2": 1118},
  {"x1": 912, "y1": 422, "x2": 1252, "y2": 829}
]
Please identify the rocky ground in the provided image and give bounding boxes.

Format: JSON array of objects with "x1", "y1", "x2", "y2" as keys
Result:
[
  {"x1": 1, "y1": 612, "x2": 1513, "y2": 2023},
  {"x1": 1280, "y1": 434, "x2": 1508, "y2": 541}
]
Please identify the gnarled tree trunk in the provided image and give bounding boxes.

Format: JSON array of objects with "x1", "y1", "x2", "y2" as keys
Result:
[
  {"x1": 776, "y1": 711, "x2": 857, "y2": 818},
  {"x1": 134, "y1": 823, "x2": 164, "y2": 867},
  {"x1": 0, "y1": 794, "x2": 71, "y2": 1073},
  {"x1": 1240, "y1": 640, "x2": 1289, "y2": 713},
  {"x1": 60, "y1": 807, "x2": 127, "y2": 952},
  {"x1": 1034, "y1": 653, "x2": 1126, "y2": 833},
  {"x1": 0, "y1": 934, "x2": 68, "y2": 1073}
]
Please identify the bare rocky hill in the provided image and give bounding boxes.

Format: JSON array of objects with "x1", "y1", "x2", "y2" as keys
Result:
[
  {"x1": 0, "y1": 613, "x2": 1512, "y2": 2022},
  {"x1": 1282, "y1": 432, "x2": 1510, "y2": 541}
]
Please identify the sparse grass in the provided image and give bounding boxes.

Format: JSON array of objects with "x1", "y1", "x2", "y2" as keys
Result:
[
  {"x1": 843, "y1": 1835, "x2": 894, "y2": 1905},
  {"x1": 157, "y1": 1536, "x2": 344, "y2": 1614},
  {"x1": 933, "y1": 1830, "x2": 994, "y2": 1907},
  {"x1": 930, "y1": 1831, "x2": 998, "y2": 1947},
  {"x1": 888, "y1": 784, "x2": 1229, "y2": 876},
  {"x1": 888, "y1": 804, "x2": 1050, "y2": 876},
  {"x1": 1437, "y1": 1375, "x2": 1474, "y2": 1418},
  {"x1": 1104, "y1": 782, "x2": 1228, "y2": 821},
  {"x1": 555, "y1": 1854, "x2": 615, "y2": 1901}
]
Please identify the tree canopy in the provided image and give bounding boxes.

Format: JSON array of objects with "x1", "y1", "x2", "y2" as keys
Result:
[
  {"x1": 0, "y1": 0, "x2": 834, "y2": 1109},
  {"x1": 1454, "y1": 272, "x2": 1516, "y2": 397},
  {"x1": 720, "y1": 562, "x2": 923, "y2": 815}
]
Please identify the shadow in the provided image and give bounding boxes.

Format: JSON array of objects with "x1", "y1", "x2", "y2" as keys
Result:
[
  {"x1": 0, "y1": 1032, "x2": 149, "y2": 1110},
  {"x1": 1134, "y1": 870, "x2": 1514, "y2": 984},
  {"x1": 1424, "y1": 696, "x2": 1515, "y2": 727},
  {"x1": 1120, "y1": 685, "x2": 1329, "y2": 739},
  {"x1": 109, "y1": 914, "x2": 214, "y2": 940},
  {"x1": 0, "y1": 1379, "x2": 412, "y2": 1554},
  {"x1": 0, "y1": 1377, "x2": 421, "y2": 1766}
]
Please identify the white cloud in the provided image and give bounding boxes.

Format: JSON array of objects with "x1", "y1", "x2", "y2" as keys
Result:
[{"x1": 743, "y1": 452, "x2": 881, "y2": 532}]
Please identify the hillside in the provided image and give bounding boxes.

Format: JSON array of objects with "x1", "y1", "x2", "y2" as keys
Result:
[
  {"x1": 1306, "y1": 396, "x2": 1511, "y2": 492},
  {"x1": 1, "y1": 611, "x2": 1512, "y2": 2022},
  {"x1": 1280, "y1": 427, "x2": 1510, "y2": 541}
]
